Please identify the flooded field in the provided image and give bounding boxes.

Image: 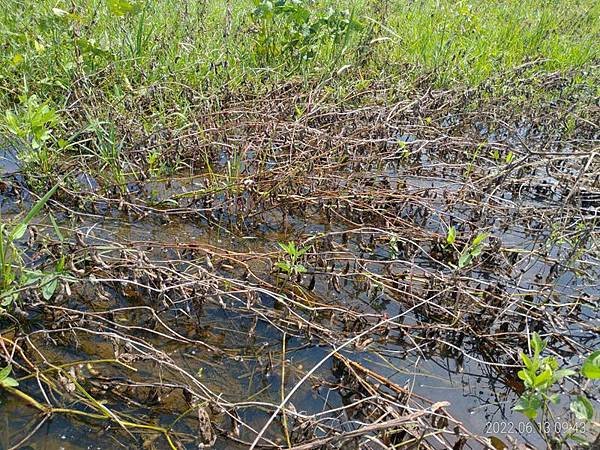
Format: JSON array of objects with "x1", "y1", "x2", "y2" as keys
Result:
[{"x1": 1, "y1": 88, "x2": 598, "y2": 450}]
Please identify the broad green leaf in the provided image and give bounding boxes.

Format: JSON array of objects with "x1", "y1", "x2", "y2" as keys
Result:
[
  {"x1": 0, "y1": 377, "x2": 19, "y2": 388},
  {"x1": 581, "y1": 351, "x2": 600, "y2": 380},
  {"x1": 21, "y1": 270, "x2": 43, "y2": 285},
  {"x1": 531, "y1": 332, "x2": 545, "y2": 356},
  {"x1": 519, "y1": 352, "x2": 533, "y2": 370},
  {"x1": 514, "y1": 395, "x2": 541, "y2": 419},
  {"x1": 570, "y1": 396, "x2": 593, "y2": 421},
  {"x1": 545, "y1": 356, "x2": 559, "y2": 370},
  {"x1": 517, "y1": 369, "x2": 533, "y2": 387},
  {"x1": 294, "y1": 264, "x2": 307, "y2": 273},
  {"x1": 553, "y1": 368, "x2": 576, "y2": 381},
  {"x1": 472, "y1": 232, "x2": 488, "y2": 246},
  {"x1": 458, "y1": 253, "x2": 471, "y2": 269},
  {"x1": 275, "y1": 261, "x2": 291, "y2": 272},
  {"x1": 0, "y1": 365, "x2": 12, "y2": 381},
  {"x1": 446, "y1": 226, "x2": 456, "y2": 245},
  {"x1": 296, "y1": 246, "x2": 308, "y2": 257},
  {"x1": 41, "y1": 275, "x2": 58, "y2": 300},
  {"x1": 5, "y1": 110, "x2": 20, "y2": 135},
  {"x1": 547, "y1": 393, "x2": 560, "y2": 404},
  {"x1": 471, "y1": 246, "x2": 483, "y2": 257},
  {"x1": 75, "y1": 38, "x2": 112, "y2": 58},
  {"x1": 0, "y1": 293, "x2": 16, "y2": 307},
  {"x1": 254, "y1": 1, "x2": 274, "y2": 17},
  {"x1": 533, "y1": 367, "x2": 552, "y2": 387}
]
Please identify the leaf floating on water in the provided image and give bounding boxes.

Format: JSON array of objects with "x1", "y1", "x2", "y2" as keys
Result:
[
  {"x1": 197, "y1": 406, "x2": 215, "y2": 445},
  {"x1": 41, "y1": 275, "x2": 58, "y2": 300},
  {"x1": 489, "y1": 436, "x2": 508, "y2": 450},
  {"x1": 308, "y1": 274, "x2": 316, "y2": 291},
  {"x1": 0, "y1": 365, "x2": 18, "y2": 388},
  {"x1": 0, "y1": 365, "x2": 12, "y2": 381}
]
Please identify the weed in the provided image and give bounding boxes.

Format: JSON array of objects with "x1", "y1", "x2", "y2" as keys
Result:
[
  {"x1": 505, "y1": 150, "x2": 515, "y2": 164},
  {"x1": 581, "y1": 351, "x2": 600, "y2": 380},
  {"x1": 381, "y1": 0, "x2": 599, "y2": 85},
  {"x1": 108, "y1": 0, "x2": 140, "y2": 17},
  {"x1": 514, "y1": 333, "x2": 598, "y2": 444},
  {"x1": 389, "y1": 235, "x2": 400, "y2": 259},
  {"x1": 3, "y1": 94, "x2": 60, "y2": 174},
  {"x1": 0, "y1": 184, "x2": 59, "y2": 309},
  {"x1": 87, "y1": 121, "x2": 127, "y2": 190},
  {"x1": 275, "y1": 241, "x2": 309, "y2": 276},
  {"x1": 147, "y1": 149, "x2": 168, "y2": 178},
  {"x1": 446, "y1": 226, "x2": 457, "y2": 246},
  {"x1": 464, "y1": 144, "x2": 483, "y2": 178},
  {"x1": 514, "y1": 333, "x2": 573, "y2": 419},
  {"x1": 225, "y1": 150, "x2": 243, "y2": 194},
  {"x1": 489, "y1": 148, "x2": 514, "y2": 165},
  {"x1": 0, "y1": 365, "x2": 19, "y2": 388},
  {"x1": 251, "y1": 0, "x2": 361, "y2": 68},
  {"x1": 457, "y1": 232, "x2": 488, "y2": 269},
  {"x1": 20, "y1": 255, "x2": 67, "y2": 301}
]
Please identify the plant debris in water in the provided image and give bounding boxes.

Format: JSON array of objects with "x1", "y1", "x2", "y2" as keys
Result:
[{"x1": 0, "y1": 1, "x2": 599, "y2": 449}]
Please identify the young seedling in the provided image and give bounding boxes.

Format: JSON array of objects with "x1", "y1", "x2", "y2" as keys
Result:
[
  {"x1": 275, "y1": 241, "x2": 309, "y2": 277},
  {"x1": 514, "y1": 333, "x2": 597, "y2": 444},
  {"x1": 514, "y1": 332, "x2": 574, "y2": 419},
  {"x1": 0, "y1": 365, "x2": 19, "y2": 388},
  {"x1": 4, "y1": 94, "x2": 60, "y2": 175},
  {"x1": 457, "y1": 232, "x2": 488, "y2": 269},
  {"x1": 446, "y1": 225, "x2": 456, "y2": 246}
]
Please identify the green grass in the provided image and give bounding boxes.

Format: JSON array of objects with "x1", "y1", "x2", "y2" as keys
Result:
[
  {"x1": 0, "y1": 0, "x2": 598, "y2": 178},
  {"x1": 379, "y1": 0, "x2": 599, "y2": 85},
  {"x1": 1, "y1": 0, "x2": 597, "y2": 98}
]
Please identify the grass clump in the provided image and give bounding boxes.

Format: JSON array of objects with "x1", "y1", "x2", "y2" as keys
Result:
[
  {"x1": 378, "y1": 0, "x2": 599, "y2": 85},
  {"x1": 0, "y1": 0, "x2": 597, "y2": 111}
]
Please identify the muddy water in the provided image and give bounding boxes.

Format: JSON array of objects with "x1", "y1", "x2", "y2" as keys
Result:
[
  {"x1": 0, "y1": 211, "x2": 595, "y2": 449},
  {"x1": 1, "y1": 135, "x2": 599, "y2": 450}
]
